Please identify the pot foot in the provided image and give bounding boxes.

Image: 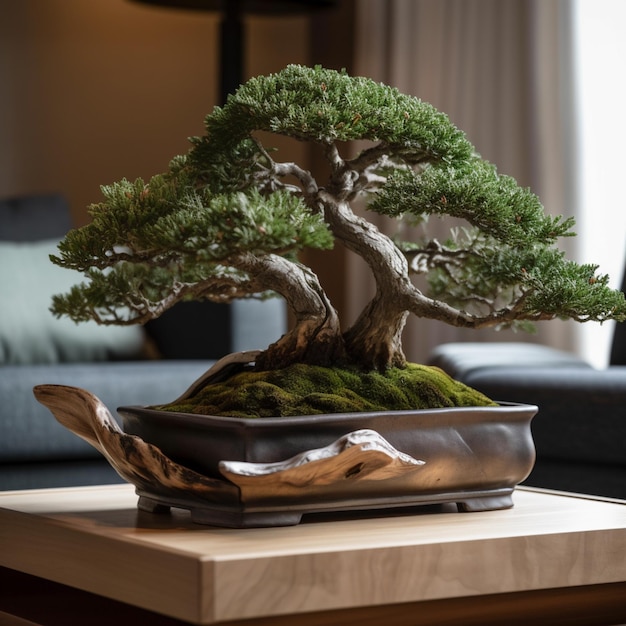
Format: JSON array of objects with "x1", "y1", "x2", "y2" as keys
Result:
[
  {"x1": 137, "y1": 494, "x2": 303, "y2": 528},
  {"x1": 456, "y1": 492, "x2": 514, "y2": 512},
  {"x1": 137, "y1": 496, "x2": 171, "y2": 515}
]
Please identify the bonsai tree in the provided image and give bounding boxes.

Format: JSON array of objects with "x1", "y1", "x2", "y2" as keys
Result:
[{"x1": 51, "y1": 65, "x2": 626, "y2": 415}]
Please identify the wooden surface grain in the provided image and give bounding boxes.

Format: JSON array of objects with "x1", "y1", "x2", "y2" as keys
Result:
[{"x1": 1, "y1": 485, "x2": 625, "y2": 624}]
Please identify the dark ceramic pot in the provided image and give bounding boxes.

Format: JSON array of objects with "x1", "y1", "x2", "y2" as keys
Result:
[{"x1": 118, "y1": 401, "x2": 538, "y2": 526}]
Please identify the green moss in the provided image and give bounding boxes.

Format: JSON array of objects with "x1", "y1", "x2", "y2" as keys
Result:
[{"x1": 154, "y1": 363, "x2": 497, "y2": 417}]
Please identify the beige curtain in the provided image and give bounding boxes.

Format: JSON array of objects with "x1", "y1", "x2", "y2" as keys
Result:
[{"x1": 350, "y1": 0, "x2": 578, "y2": 363}]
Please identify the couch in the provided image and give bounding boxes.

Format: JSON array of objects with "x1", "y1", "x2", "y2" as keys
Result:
[
  {"x1": 429, "y1": 281, "x2": 626, "y2": 500},
  {"x1": 0, "y1": 194, "x2": 287, "y2": 490}
]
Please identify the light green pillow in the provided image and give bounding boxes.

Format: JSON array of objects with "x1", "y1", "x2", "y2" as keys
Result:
[{"x1": 0, "y1": 240, "x2": 146, "y2": 364}]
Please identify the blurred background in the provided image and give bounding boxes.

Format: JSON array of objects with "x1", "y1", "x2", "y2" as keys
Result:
[{"x1": 1, "y1": 0, "x2": 624, "y2": 366}]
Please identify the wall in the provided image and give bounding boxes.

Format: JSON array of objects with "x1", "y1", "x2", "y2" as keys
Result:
[{"x1": 0, "y1": 0, "x2": 311, "y2": 226}]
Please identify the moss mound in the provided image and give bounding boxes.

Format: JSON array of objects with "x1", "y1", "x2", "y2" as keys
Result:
[{"x1": 154, "y1": 363, "x2": 497, "y2": 418}]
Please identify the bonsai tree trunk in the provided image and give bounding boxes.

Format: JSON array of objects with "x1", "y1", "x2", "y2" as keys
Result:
[
  {"x1": 320, "y1": 193, "x2": 413, "y2": 369},
  {"x1": 343, "y1": 293, "x2": 409, "y2": 370},
  {"x1": 233, "y1": 252, "x2": 346, "y2": 370}
]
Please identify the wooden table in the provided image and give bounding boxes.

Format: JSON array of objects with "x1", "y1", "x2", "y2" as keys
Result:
[{"x1": 1, "y1": 484, "x2": 625, "y2": 626}]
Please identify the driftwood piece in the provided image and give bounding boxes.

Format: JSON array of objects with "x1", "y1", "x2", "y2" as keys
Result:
[
  {"x1": 33, "y1": 384, "x2": 238, "y2": 503},
  {"x1": 220, "y1": 429, "x2": 425, "y2": 493}
]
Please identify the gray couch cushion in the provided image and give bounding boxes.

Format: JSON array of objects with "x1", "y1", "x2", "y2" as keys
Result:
[
  {"x1": 0, "y1": 360, "x2": 216, "y2": 463},
  {"x1": 0, "y1": 239, "x2": 146, "y2": 364}
]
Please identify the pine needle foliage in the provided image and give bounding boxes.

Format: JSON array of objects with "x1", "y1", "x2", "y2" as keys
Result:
[
  {"x1": 197, "y1": 65, "x2": 473, "y2": 154},
  {"x1": 51, "y1": 64, "x2": 626, "y2": 381}
]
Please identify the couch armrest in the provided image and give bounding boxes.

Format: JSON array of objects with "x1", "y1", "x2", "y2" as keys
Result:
[{"x1": 429, "y1": 342, "x2": 592, "y2": 380}]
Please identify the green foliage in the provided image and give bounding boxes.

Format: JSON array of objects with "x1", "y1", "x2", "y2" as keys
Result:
[
  {"x1": 155, "y1": 363, "x2": 497, "y2": 417},
  {"x1": 51, "y1": 170, "x2": 333, "y2": 323},
  {"x1": 371, "y1": 157, "x2": 626, "y2": 327},
  {"x1": 372, "y1": 159, "x2": 575, "y2": 245},
  {"x1": 425, "y1": 237, "x2": 625, "y2": 325},
  {"x1": 181, "y1": 139, "x2": 266, "y2": 194},
  {"x1": 58, "y1": 173, "x2": 331, "y2": 267},
  {"x1": 190, "y1": 64, "x2": 474, "y2": 169}
]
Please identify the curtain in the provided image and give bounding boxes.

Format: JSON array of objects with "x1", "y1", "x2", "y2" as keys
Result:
[{"x1": 350, "y1": 0, "x2": 578, "y2": 364}]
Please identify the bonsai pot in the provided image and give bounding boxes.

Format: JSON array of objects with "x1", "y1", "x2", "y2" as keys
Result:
[{"x1": 34, "y1": 383, "x2": 537, "y2": 528}]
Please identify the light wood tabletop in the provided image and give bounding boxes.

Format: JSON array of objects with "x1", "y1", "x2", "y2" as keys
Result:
[{"x1": 1, "y1": 484, "x2": 625, "y2": 625}]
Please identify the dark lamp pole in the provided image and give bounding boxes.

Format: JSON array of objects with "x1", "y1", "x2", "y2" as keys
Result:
[{"x1": 129, "y1": 0, "x2": 336, "y2": 104}]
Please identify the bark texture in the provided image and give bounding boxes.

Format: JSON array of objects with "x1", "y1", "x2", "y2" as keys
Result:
[{"x1": 232, "y1": 252, "x2": 346, "y2": 370}]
